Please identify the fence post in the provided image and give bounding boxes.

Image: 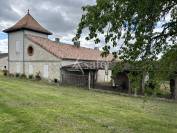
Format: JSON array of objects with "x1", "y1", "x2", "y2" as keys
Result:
[{"x1": 88, "y1": 71, "x2": 91, "y2": 89}]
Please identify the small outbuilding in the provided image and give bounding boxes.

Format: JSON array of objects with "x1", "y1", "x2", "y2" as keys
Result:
[{"x1": 61, "y1": 61, "x2": 113, "y2": 88}]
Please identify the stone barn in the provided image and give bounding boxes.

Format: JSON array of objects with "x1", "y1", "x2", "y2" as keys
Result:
[{"x1": 3, "y1": 11, "x2": 114, "y2": 86}]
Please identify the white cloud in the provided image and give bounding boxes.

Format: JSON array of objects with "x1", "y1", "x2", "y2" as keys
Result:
[
  {"x1": 0, "y1": 39, "x2": 8, "y2": 53},
  {"x1": 0, "y1": 20, "x2": 14, "y2": 31}
]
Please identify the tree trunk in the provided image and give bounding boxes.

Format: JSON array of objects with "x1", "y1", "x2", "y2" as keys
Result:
[
  {"x1": 140, "y1": 71, "x2": 146, "y2": 95},
  {"x1": 170, "y1": 77, "x2": 177, "y2": 100},
  {"x1": 174, "y1": 77, "x2": 177, "y2": 100},
  {"x1": 170, "y1": 79, "x2": 175, "y2": 99}
]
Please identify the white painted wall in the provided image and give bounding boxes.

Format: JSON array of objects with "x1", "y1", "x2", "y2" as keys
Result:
[
  {"x1": 9, "y1": 31, "x2": 24, "y2": 61},
  {"x1": 8, "y1": 31, "x2": 24, "y2": 74}
]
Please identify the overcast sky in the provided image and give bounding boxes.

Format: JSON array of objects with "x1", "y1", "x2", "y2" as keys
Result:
[{"x1": 0, "y1": 0, "x2": 96, "y2": 53}]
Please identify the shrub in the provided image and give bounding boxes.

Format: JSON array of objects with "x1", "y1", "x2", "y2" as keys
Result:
[
  {"x1": 8, "y1": 73, "x2": 14, "y2": 77},
  {"x1": 20, "y1": 74, "x2": 27, "y2": 79},
  {"x1": 145, "y1": 81, "x2": 160, "y2": 96},
  {"x1": 35, "y1": 72, "x2": 41, "y2": 80},
  {"x1": 145, "y1": 88, "x2": 156, "y2": 96},
  {"x1": 28, "y1": 75, "x2": 33, "y2": 79},
  {"x1": 15, "y1": 73, "x2": 20, "y2": 77},
  {"x1": 3, "y1": 70, "x2": 8, "y2": 76}
]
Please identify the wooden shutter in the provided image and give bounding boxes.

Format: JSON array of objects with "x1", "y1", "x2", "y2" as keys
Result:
[
  {"x1": 29, "y1": 65, "x2": 33, "y2": 75},
  {"x1": 43, "y1": 65, "x2": 48, "y2": 78},
  {"x1": 16, "y1": 41, "x2": 20, "y2": 54},
  {"x1": 16, "y1": 63, "x2": 20, "y2": 73}
]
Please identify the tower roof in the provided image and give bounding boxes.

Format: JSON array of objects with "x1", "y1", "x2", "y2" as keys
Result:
[{"x1": 3, "y1": 12, "x2": 52, "y2": 35}]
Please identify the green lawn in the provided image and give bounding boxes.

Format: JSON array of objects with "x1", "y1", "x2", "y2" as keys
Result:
[{"x1": 0, "y1": 75, "x2": 177, "y2": 133}]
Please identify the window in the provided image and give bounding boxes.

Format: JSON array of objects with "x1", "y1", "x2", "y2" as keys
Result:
[
  {"x1": 16, "y1": 63, "x2": 20, "y2": 73},
  {"x1": 43, "y1": 65, "x2": 48, "y2": 78},
  {"x1": 27, "y1": 46, "x2": 34, "y2": 56},
  {"x1": 29, "y1": 65, "x2": 33, "y2": 75},
  {"x1": 16, "y1": 41, "x2": 20, "y2": 54}
]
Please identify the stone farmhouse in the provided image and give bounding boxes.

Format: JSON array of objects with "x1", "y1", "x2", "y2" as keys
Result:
[{"x1": 3, "y1": 11, "x2": 114, "y2": 86}]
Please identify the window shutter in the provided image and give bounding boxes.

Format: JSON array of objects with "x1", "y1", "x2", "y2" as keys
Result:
[
  {"x1": 29, "y1": 65, "x2": 33, "y2": 75},
  {"x1": 43, "y1": 65, "x2": 49, "y2": 78},
  {"x1": 16, "y1": 63, "x2": 20, "y2": 73},
  {"x1": 16, "y1": 41, "x2": 20, "y2": 54}
]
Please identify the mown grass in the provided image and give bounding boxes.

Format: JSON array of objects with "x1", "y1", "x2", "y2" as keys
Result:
[{"x1": 0, "y1": 74, "x2": 177, "y2": 133}]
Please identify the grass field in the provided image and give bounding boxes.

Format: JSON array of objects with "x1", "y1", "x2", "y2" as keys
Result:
[{"x1": 0, "y1": 74, "x2": 177, "y2": 133}]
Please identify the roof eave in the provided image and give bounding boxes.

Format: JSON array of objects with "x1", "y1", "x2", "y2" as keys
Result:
[
  {"x1": 61, "y1": 57, "x2": 113, "y2": 62},
  {"x1": 3, "y1": 28, "x2": 52, "y2": 35}
]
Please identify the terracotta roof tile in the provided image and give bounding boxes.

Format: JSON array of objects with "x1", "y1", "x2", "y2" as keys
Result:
[
  {"x1": 3, "y1": 13, "x2": 52, "y2": 35},
  {"x1": 26, "y1": 34, "x2": 114, "y2": 61}
]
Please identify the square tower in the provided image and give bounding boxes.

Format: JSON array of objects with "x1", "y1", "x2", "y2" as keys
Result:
[{"x1": 3, "y1": 11, "x2": 52, "y2": 74}]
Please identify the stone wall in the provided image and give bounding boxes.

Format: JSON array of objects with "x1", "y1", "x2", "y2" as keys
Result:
[
  {"x1": 24, "y1": 62, "x2": 61, "y2": 80},
  {"x1": 9, "y1": 62, "x2": 23, "y2": 74},
  {"x1": 24, "y1": 36, "x2": 60, "y2": 61},
  {"x1": 0, "y1": 57, "x2": 8, "y2": 70}
]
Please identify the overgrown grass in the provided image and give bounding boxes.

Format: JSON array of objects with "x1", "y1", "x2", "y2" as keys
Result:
[{"x1": 0, "y1": 74, "x2": 177, "y2": 133}]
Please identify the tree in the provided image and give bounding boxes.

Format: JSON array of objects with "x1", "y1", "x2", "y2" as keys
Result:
[
  {"x1": 159, "y1": 45, "x2": 177, "y2": 99},
  {"x1": 159, "y1": 45, "x2": 177, "y2": 80},
  {"x1": 74, "y1": 0, "x2": 177, "y2": 61}
]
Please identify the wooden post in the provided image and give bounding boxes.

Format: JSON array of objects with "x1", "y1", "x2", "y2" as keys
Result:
[
  {"x1": 128, "y1": 78, "x2": 131, "y2": 95},
  {"x1": 88, "y1": 71, "x2": 91, "y2": 89},
  {"x1": 92, "y1": 71, "x2": 95, "y2": 88},
  {"x1": 60, "y1": 70, "x2": 63, "y2": 85}
]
